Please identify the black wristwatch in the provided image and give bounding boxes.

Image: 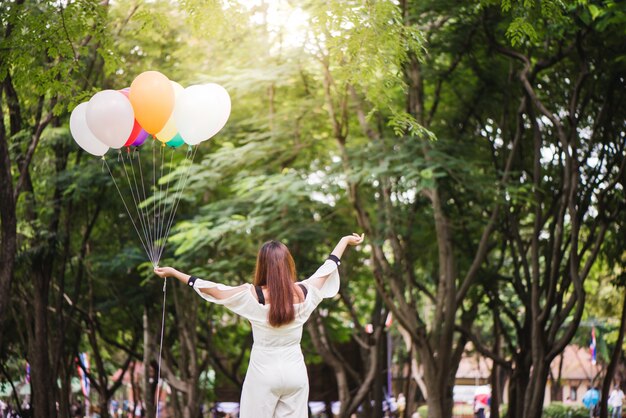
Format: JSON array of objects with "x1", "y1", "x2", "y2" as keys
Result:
[
  {"x1": 187, "y1": 276, "x2": 199, "y2": 287},
  {"x1": 327, "y1": 254, "x2": 341, "y2": 266}
]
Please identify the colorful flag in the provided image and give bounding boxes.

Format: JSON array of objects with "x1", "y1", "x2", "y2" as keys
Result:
[
  {"x1": 590, "y1": 327, "x2": 597, "y2": 365},
  {"x1": 385, "y1": 312, "x2": 393, "y2": 328},
  {"x1": 76, "y1": 352, "x2": 90, "y2": 397}
]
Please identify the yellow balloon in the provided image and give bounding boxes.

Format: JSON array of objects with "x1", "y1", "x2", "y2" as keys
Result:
[
  {"x1": 129, "y1": 71, "x2": 174, "y2": 135},
  {"x1": 155, "y1": 81, "x2": 184, "y2": 142}
]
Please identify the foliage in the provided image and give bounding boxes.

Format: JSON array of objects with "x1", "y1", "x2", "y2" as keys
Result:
[
  {"x1": 2, "y1": 1, "x2": 626, "y2": 418},
  {"x1": 542, "y1": 402, "x2": 590, "y2": 418}
]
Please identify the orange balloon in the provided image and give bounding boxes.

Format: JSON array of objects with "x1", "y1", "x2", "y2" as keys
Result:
[{"x1": 129, "y1": 71, "x2": 174, "y2": 135}]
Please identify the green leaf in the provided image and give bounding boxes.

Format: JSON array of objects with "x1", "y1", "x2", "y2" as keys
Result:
[{"x1": 588, "y1": 4, "x2": 603, "y2": 20}]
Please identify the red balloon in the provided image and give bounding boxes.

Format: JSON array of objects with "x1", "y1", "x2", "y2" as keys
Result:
[
  {"x1": 124, "y1": 119, "x2": 143, "y2": 146},
  {"x1": 119, "y1": 88, "x2": 144, "y2": 146}
]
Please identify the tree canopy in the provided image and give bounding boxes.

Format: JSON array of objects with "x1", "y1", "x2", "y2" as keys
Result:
[{"x1": 0, "y1": 1, "x2": 625, "y2": 418}]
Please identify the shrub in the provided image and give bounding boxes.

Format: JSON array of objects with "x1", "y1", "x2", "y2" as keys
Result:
[{"x1": 543, "y1": 402, "x2": 589, "y2": 418}]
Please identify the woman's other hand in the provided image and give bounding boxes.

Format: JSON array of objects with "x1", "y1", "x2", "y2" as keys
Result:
[
  {"x1": 154, "y1": 266, "x2": 177, "y2": 278},
  {"x1": 343, "y1": 233, "x2": 364, "y2": 246}
]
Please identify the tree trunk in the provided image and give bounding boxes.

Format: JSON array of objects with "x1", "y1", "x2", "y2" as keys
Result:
[
  {"x1": 171, "y1": 390, "x2": 183, "y2": 418},
  {"x1": 57, "y1": 365, "x2": 72, "y2": 418},
  {"x1": 422, "y1": 386, "x2": 451, "y2": 418},
  {"x1": 98, "y1": 390, "x2": 110, "y2": 418},
  {"x1": 0, "y1": 89, "x2": 17, "y2": 351},
  {"x1": 373, "y1": 338, "x2": 383, "y2": 418},
  {"x1": 143, "y1": 306, "x2": 157, "y2": 418},
  {"x1": 30, "y1": 265, "x2": 56, "y2": 418},
  {"x1": 526, "y1": 367, "x2": 549, "y2": 418},
  {"x1": 306, "y1": 313, "x2": 352, "y2": 416},
  {"x1": 490, "y1": 313, "x2": 501, "y2": 418},
  {"x1": 507, "y1": 356, "x2": 530, "y2": 418},
  {"x1": 600, "y1": 289, "x2": 626, "y2": 418},
  {"x1": 550, "y1": 354, "x2": 565, "y2": 403},
  {"x1": 404, "y1": 378, "x2": 418, "y2": 418}
]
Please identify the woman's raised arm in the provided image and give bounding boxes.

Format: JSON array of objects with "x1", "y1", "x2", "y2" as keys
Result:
[
  {"x1": 306, "y1": 233, "x2": 364, "y2": 290},
  {"x1": 154, "y1": 266, "x2": 247, "y2": 299},
  {"x1": 330, "y1": 233, "x2": 364, "y2": 259}
]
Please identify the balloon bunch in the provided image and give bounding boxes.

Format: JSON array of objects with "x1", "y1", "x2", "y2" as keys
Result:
[
  {"x1": 69, "y1": 71, "x2": 231, "y2": 268},
  {"x1": 70, "y1": 71, "x2": 231, "y2": 155},
  {"x1": 69, "y1": 72, "x2": 232, "y2": 418}
]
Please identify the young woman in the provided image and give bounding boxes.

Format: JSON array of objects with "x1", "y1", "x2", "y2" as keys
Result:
[{"x1": 153, "y1": 233, "x2": 364, "y2": 418}]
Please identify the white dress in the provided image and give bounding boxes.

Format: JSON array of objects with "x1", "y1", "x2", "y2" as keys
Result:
[{"x1": 191, "y1": 260, "x2": 340, "y2": 418}]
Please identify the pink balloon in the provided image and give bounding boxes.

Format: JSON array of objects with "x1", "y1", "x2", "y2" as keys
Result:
[{"x1": 86, "y1": 90, "x2": 135, "y2": 149}]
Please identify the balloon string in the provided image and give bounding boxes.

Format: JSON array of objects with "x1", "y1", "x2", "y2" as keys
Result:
[
  {"x1": 119, "y1": 152, "x2": 153, "y2": 260},
  {"x1": 136, "y1": 150, "x2": 153, "y2": 262},
  {"x1": 120, "y1": 151, "x2": 151, "y2": 260},
  {"x1": 156, "y1": 146, "x2": 192, "y2": 263},
  {"x1": 121, "y1": 150, "x2": 155, "y2": 265},
  {"x1": 127, "y1": 150, "x2": 156, "y2": 265},
  {"x1": 157, "y1": 146, "x2": 198, "y2": 262},
  {"x1": 157, "y1": 146, "x2": 187, "y2": 262},
  {"x1": 155, "y1": 144, "x2": 166, "y2": 265},
  {"x1": 155, "y1": 277, "x2": 167, "y2": 418},
  {"x1": 155, "y1": 148, "x2": 176, "y2": 264},
  {"x1": 152, "y1": 141, "x2": 158, "y2": 266},
  {"x1": 103, "y1": 159, "x2": 152, "y2": 260}
]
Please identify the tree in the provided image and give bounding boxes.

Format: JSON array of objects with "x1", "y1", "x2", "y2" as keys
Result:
[
  {"x1": 291, "y1": 2, "x2": 518, "y2": 416},
  {"x1": 464, "y1": 2, "x2": 626, "y2": 417},
  {"x1": 0, "y1": 2, "x2": 115, "y2": 416}
]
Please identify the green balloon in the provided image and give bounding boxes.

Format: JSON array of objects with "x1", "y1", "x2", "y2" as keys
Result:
[{"x1": 166, "y1": 134, "x2": 185, "y2": 148}]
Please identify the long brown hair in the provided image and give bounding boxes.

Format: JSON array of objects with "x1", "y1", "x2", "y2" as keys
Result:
[{"x1": 253, "y1": 240, "x2": 297, "y2": 327}]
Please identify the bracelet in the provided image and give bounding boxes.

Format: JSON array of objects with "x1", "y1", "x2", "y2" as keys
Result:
[
  {"x1": 187, "y1": 276, "x2": 199, "y2": 287},
  {"x1": 327, "y1": 254, "x2": 341, "y2": 266}
]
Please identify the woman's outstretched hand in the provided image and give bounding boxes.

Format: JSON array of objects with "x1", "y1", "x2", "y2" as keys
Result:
[
  {"x1": 343, "y1": 233, "x2": 365, "y2": 246},
  {"x1": 154, "y1": 266, "x2": 191, "y2": 285},
  {"x1": 154, "y1": 266, "x2": 177, "y2": 279}
]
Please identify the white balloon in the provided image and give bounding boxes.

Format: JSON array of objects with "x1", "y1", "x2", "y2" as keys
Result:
[
  {"x1": 175, "y1": 83, "x2": 231, "y2": 146},
  {"x1": 69, "y1": 103, "x2": 109, "y2": 156},
  {"x1": 86, "y1": 90, "x2": 135, "y2": 148}
]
